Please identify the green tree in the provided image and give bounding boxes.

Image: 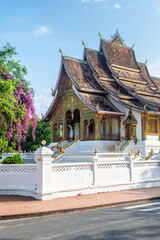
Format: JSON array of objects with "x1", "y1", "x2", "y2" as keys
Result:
[
  {"x1": 0, "y1": 43, "x2": 37, "y2": 154},
  {"x1": 21, "y1": 119, "x2": 51, "y2": 152}
]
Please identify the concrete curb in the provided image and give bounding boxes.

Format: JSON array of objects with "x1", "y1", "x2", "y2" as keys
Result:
[{"x1": 1, "y1": 196, "x2": 160, "y2": 221}]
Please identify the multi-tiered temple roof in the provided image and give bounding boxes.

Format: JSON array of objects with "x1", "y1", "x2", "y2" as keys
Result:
[{"x1": 44, "y1": 31, "x2": 160, "y2": 121}]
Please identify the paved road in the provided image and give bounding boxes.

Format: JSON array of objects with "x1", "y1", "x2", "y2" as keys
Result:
[{"x1": 0, "y1": 200, "x2": 160, "y2": 240}]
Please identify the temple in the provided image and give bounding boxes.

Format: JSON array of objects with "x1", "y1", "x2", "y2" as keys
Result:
[{"x1": 44, "y1": 31, "x2": 160, "y2": 153}]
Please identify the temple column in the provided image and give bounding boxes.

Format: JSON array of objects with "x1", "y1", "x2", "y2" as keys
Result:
[
  {"x1": 95, "y1": 115, "x2": 101, "y2": 140},
  {"x1": 141, "y1": 114, "x2": 147, "y2": 140},
  {"x1": 103, "y1": 119, "x2": 106, "y2": 139},
  {"x1": 62, "y1": 118, "x2": 66, "y2": 141},
  {"x1": 109, "y1": 118, "x2": 112, "y2": 140},
  {"x1": 80, "y1": 114, "x2": 83, "y2": 140},
  {"x1": 118, "y1": 117, "x2": 121, "y2": 140},
  {"x1": 50, "y1": 121, "x2": 54, "y2": 142}
]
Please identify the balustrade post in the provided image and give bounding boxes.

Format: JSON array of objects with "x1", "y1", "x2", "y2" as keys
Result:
[
  {"x1": 129, "y1": 154, "x2": 134, "y2": 182},
  {"x1": 35, "y1": 145, "x2": 53, "y2": 200},
  {"x1": 93, "y1": 153, "x2": 98, "y2": 185}
]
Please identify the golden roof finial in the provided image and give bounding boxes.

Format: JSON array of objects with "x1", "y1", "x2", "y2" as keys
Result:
[
  {"x1": 59, "y1": 48, "x2": 64, "y2": 58},
  {"x1": 117, "y1": 88, "x2": 120, "y2": 96},
  {"x1": 96, "y1": 103, "x2": 99, "y2": 111},
  {"x1": 82, "y1": 40, "x2": 87, "y2": 49},
  {"x1": 144, "y1": 104, "x2": 147, "y2": 111},
  {"x1": 131, "y1": 43, "x2": 135, "y2": 50},
  {"x1": 99, "y1": 32, "x2": 103, "y2": 40},
  {"x1": 144, "y1": 59, "x2": 148, "y2": 65}
]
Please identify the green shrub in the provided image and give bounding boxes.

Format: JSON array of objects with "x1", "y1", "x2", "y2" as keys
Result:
[{"x1": 2, "y1": 154, "x2": 24, "y2": 164}]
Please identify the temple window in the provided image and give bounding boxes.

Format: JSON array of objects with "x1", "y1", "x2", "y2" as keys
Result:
[{"x1": 148, "y1": 118, "x2": 158, "y2": 134}]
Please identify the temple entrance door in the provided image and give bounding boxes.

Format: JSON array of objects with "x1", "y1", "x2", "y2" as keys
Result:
[
  {"x1": 125, "y1": 124, "x2": 131, "y2": 140},
  {"x1": 66, "y1": 109, "x2": 80, "y2": 141},
  {"x1": 125, "y1": 124, "x2": 136, "y2": 140},
  {"x1": 73, "y1": 109, "x2": 80, "y2": 140},
  {"x1": 123, "y1": 110, "x2": 137, "y2": 140}
]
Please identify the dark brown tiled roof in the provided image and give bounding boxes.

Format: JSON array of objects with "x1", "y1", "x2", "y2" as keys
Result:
[
  {"x1": 135, "y1": 93, "x2": 160, "y2": 105},
  {"x1": 78, "y1": 91, "x2": 122, "y2": 113},
  {"x1": 112, "y1": 67, "x2": 145, "y2": 82},
  {"x1": 138, "y1": 62, "x2": 156, "y2": 88},
  {"x1": 99, "y1": 81, "x2": 132, "y2": 98},
  {"x1": 103, "y1": 39, "x2": 139, "y2": 70},
  {"x1": 112, "y1": 96, "x2": 153, "y2": 111},
  {"x1": 120, "y1": 80, "x2": 154, "y2": 93},
  {"x1": 86, "y1": 49, "x2": 113, "y2": 79},
  {"x1": 151, "y1": 76, "x2": 160, "y2": 91},
  {"x1": 64, "y1": 57, "x2": 102, "y2": 91}
]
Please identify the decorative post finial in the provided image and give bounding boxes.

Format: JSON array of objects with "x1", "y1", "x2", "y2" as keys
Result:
[
  {"x1": 41, "y1": 140, "x2": 46, "y2": 146},
  {"x1": 82, "y1": 40, "x2": 87, "y2": 49},
  {"x1": 131, "y1": 43, "x2": 135, "y2": 50},
  {"x1": 59, "y1": 48, "x2": 64, "y2": 57},
  {"x1": 96, "y1": 103, "x2": 99, "y2": 111},
  {"x1": 99, "y1": 32, "x2": 103, "y2": 40},
  {"x1": 144, "y1": 59, "x2": 148, "y2": 65}
]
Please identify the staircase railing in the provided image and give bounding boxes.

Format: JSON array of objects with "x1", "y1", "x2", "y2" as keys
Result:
[{"x1": 53, "y1": 136, "x2": 80, "y2": 159}]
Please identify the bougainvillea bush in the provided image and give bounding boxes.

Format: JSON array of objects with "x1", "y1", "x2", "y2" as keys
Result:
[{"x1": 0, "y1": 43, "x2": 37, "y2": 153}]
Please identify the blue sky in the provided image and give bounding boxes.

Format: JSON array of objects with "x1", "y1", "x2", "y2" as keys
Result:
[{"x1": 1, "y1": 0, "x2": 160, "y2": 117}]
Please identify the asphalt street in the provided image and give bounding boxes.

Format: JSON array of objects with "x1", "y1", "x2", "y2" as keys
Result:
[{"x1": 0, "y1": 200, "x2": 160, "y2": 240}]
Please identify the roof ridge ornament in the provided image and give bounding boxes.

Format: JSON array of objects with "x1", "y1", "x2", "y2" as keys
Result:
[
  {"x1": 59, "y1": 48, "x2": 64, "y2": 58},
  {"x1": 144, "y1": 104, "x2": 147, "y2": 111},
  {"x1": 99, "y1": 32, "x2": 103, "y2": 40},
  {"x1": 110, "y1": 29, "x2": 124, "y2": 44},
  {"x1": 82, "y1": 40, "x2": 87, "y2": 49},
  {"x1": 144, "y1": 59, "x2": 148, "y2": 65},
  {"x1": 131, "y1": 43, "x2": 135, "y2": 50}
]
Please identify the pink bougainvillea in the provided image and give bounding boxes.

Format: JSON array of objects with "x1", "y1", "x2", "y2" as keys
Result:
[{"x1": 2, "y1": 71, "x2": 38, "y2": 151}]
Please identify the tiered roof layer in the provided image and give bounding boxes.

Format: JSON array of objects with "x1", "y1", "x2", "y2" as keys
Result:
[{"x1": 44, "y1": 32, "x2": 160, "y2": 121}]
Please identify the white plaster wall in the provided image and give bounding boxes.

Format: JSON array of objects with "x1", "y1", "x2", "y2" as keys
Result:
[
  {"x1": 106, "y1": 119, "x2": 110, "y2": 135},
  {"x1": 97, "y1": 162, "x2": 130, "y2": 185},
  {"x1": 109, "y1": 96, "x2": 142, "y2": 140},
  {"x1": 112, "y1": 119, "x2": 118, "y2": 135},
  {"x1": 51, "y1": 163, "x2": 93, "y2": 189},
  {"x1": 1, "y1": 158, "x2": 160, "y2": 200},
  {"x1": 0, "y1": 165, "x2": 36, "y2": 197},
  {"x1": 100, "y1": 121, "x2": 103, "y2": 135}
]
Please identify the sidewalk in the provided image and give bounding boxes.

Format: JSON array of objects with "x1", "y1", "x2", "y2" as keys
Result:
[{"x1": 0, "y1": 187, "x2": 160, "y2": 220}]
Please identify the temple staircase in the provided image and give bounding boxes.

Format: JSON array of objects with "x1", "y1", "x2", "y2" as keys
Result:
[
  {"x1": 112, "y1": 139, "x2": 135, "y2": 153},
  {"x1": 52, "y1": 140, "x2": 70, "y2": 157},
  {"x1": 113, "y1": 140, "x2": 128, "y2": 152}
]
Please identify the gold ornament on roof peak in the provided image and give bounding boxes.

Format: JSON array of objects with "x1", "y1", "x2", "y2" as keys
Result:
[
  {"x1": 99, "y1": 32, "x2": 103, "y2": 40},
  {"x1": 82, "y1": 40, "x2": 87, "y2": 49},
  {"x1": 144, "y1": 104, "x2": 147, "y2": 111},
  {"x1": 131, "y1": 43, "x2": 135, "y2": 50},
  {"x1": 96, "y1": 103, "x2": 99, "y2": 111},
  {"x1": 144, "y1": 60, "x2": 148, "y2": 65},
  {"x1": 59, "y1": 48, "x2": 64, "y2": 57}
]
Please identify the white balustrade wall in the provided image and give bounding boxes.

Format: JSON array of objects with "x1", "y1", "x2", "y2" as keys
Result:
[
  {"x1": 0, "y1": 164, "x2": 36, "y2": 197},
  {"x1": 0, "y1": 147, "x2": 160, "y2": 200}
]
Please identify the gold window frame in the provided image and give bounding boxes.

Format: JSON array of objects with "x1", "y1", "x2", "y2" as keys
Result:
[{"x1": 147, "y1": 118, "x2": 158, "y2": 135}]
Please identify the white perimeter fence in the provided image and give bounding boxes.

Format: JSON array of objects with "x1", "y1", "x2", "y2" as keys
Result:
[{"x1": 0, "y1": 147, "x2": 160, "y2": 200}]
